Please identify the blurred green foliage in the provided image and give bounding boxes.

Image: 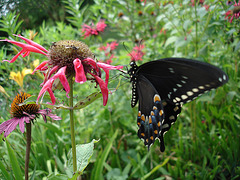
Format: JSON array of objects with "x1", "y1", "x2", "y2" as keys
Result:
[{"x1": 0, "y1": 0, "x2": 239, "y2": 179}]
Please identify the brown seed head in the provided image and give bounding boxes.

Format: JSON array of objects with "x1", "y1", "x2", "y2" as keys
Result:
[{"x1": 48, "y1": 40, "x2": 95, "y2": 75}]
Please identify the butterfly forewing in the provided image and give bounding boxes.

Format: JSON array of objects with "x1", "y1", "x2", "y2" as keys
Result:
[{"x1": 137, "y1": 58, "x2": 228, "y2": 105}]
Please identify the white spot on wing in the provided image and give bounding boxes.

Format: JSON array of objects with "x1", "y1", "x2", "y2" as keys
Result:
[
  {"x1": 181, "y1": 95, "x2": 188, "y2": 100},
  {"x1": 175, "y1": 97, "x2": 181, "y2": 101},
  {"x1": 192, "y1": 88, "x2": 199, "y2": 92},
  {"x1": 187, "y1": 91, "x2": 193, "y2": 96},
  {"x1": 223, "y1": 75, "x2": 226, "y2": 81}
]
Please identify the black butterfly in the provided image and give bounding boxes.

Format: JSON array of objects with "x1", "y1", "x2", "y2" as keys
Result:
[{"x1": 128, "y1": 58, "x2": 228, "y2": 152}]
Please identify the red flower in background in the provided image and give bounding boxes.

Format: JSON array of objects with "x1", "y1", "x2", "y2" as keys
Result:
[
  {"x1": 99, "y1": 41, "x2": 119, "y2": 64},
  {"x1": 128, "y1": 44, "x2": 145, "y2": 61},
  {"x1": 2, "y1": 35, "x2": 123, "y2": 106},
  {"x1": 82, "y1": 20, "x2": 107, "y2": 38}
]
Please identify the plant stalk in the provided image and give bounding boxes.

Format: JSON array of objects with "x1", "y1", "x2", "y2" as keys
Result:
[
  {"x1": 69, "y1": 77, "x2": 77, "y2": 173},
  {"x1": 25, "y1": 122, "x2": 31, "y2": 180}
]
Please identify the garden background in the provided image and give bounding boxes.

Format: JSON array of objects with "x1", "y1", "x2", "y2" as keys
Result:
[{"x1": 0, "y1": 0, "x2": 239, "y2": 179}]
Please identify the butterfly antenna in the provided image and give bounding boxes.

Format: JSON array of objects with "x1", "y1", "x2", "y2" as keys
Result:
[{"x1": 123, "y1": 42, "x2": 135, "y2": 63}]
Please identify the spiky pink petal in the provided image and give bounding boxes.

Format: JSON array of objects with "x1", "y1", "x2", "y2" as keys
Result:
[
  {"x1": 14, "y1": 34, "x2": 48, "y2": 52},
  {"x1": 91, "y1": 74, "x2": 109, "y2": 106},
  {"x1": 1, "y1": 39, "x2": 47, "y2": 63},
  {"x1": 82, "y1": 58, "x2": 100, "y2": 74},
  {"x1": 53, "y1": 66, "x2": 70, "y2": 96},
  {"x1": 32, "y1": 60, "x2": 49, "y2": 74},
  {"x1": 37, "y1": 66, "x2": 69, "y2": 105},
  {"x1": 37, "y1": 78, "x2": 56, "y2": 105},
  {"x1": 97, "y1": 62, "x2": 123, "y2": 85},
  {"x1": 74, "y1": 58, "x2": 87, "y2": 84}
]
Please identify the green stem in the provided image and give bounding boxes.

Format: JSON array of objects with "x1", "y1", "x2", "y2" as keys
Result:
[
  {"x1": 25, "y1": 123, "x2": 31, "y2": 180},
  {"x1": 69, "y1": 77, "x2": 77, "y2": 173}
]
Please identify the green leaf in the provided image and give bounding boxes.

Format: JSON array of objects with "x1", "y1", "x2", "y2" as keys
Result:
[
  {"x1": 67, "y1": 139, "x2": 99, "y2": 177},
  {"x1": 6, "y1": 140, "x2": 23, "y2": 180},
  {"x1": 0, "y1": 159, "x2": 11, "y2": 180},
  {"x1": 73, "y1": 92, "x2": 102, "y2": 110},
  {"x1": 47, "y1": 173, "x2": 69, "y2": 180},
  {"x1": 165, "y1": 36, "x2": 178, "y2": 47}
]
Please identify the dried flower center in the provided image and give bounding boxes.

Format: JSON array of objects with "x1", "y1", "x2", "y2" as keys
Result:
[
  {"x1": 11, "y1": 92, "x2": 40, "y2": 118},
  {"x1": 48, "y1": 40, "x2": 94, "y2": 75}
]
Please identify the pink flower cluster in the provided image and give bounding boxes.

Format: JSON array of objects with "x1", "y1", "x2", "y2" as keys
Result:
[
  {"x1": 2, "y1": 35, "x2": 123, "y2": 106},
  {"x1": 81, "y1": 20, "x2": 107, "y2": 39},
  {"x1": 127, "y1": 44, "x2": 145, "y2": 61},
  {"x1": 99, "y1": 41, "x2": 119, "y2": 64},
  {"x1": 225, "y1": 0, "x2": 240, "y2": 23}
]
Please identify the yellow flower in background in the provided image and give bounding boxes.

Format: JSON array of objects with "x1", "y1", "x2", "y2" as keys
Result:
[
  {"x1": 10, "y1": 68, "x2": 33, "y2": 88},
  {"x1": 0, "y1": 85, "x2": 10, "y2": 97},
  {"x1": 33, "y1": 59, "x2": 39, "y2": 68},
  {"x1": 29, "y1": 30, "x2": 38, "y2": 40}
]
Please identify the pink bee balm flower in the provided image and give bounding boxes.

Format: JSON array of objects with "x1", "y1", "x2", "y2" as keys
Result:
[
  {"x1": 81, "y1": 24, "x2": 99, "y2": 39},
  {"x1": 3, "y1": 35, "x2": 123, "y2": 106},
  {"x1": 3, "y1": 36, "x2": 123, "y2": 106},
  {"x1": 127, "y1": 44, "x2": 145, "y2": 61},
  {"x1": 96, "y1": 20, "x2": 107, "y2": 32},
  {"x1": 81, "y1": 19, "x2": 107, "y2": 38},
  {"x1": 99, "y1": 41, "x2": 119, "y2": 52},
  {"x1": 0, "y1": 92, "x2": 61, "y2": 138}
]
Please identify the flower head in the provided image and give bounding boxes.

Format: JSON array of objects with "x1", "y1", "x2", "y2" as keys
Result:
[
  {"x1": 3, "y1": 36, "x2": 123, "y2": 106},
  {"x1": 96, "y1": 20, "x2": 107, "y2": 32},
  {"x1": 99, "y1": 41, "x2": 119, "y2": 64},
  {"x1": 81, "y1": 20, "x2": 107, "y2": 39},
  {"x1": 0, "y1": 92, "x2": 61, "y2": 138},
  {"x1": 127, "y1": 44, "x2": 145, "y2": 61},
  {"x1": 225, "y1": 0, "x2": 240, "y2": 23}
]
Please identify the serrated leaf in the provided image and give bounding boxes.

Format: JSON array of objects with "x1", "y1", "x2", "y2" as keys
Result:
[{"x1": 67, "y1": 139, "x2": 99, "y2": 176}]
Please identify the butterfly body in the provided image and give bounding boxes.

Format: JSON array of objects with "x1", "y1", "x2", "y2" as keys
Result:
[{"x1": 128, "y1": 58, "x2": 228, "y2": 152}]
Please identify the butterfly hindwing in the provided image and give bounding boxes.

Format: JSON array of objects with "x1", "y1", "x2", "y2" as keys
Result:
[{"x1": 136, "y1": 75, "x2": 165, "y2": 149}]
